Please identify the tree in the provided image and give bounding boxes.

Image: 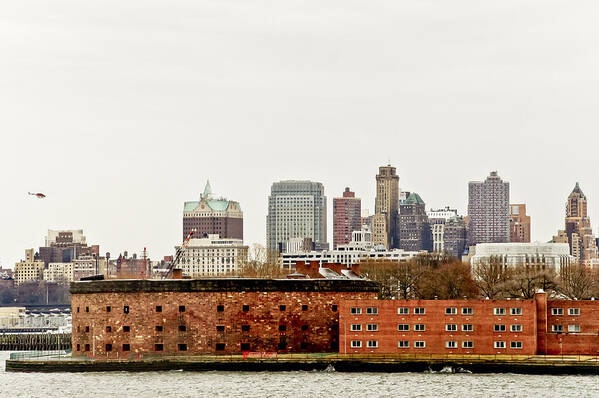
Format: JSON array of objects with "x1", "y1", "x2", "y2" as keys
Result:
[
  {"x1": 558, "y1": 264, "x2": 597, "y2": 299},
  {"x1": 471, "y1": 258, "x2": 509, "y2": 299},
  {"x1": 235, "y1": 244, "x2": 289, "y2": 278},
  {"x1": 503, "y1": 265, "x2": 557, "y2": 299},
  {"x1": 419, "y1": 260, "x2": 479, "y2": 300}
]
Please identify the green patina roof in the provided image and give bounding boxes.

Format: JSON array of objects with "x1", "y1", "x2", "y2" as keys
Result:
[
  {"x1": 404, "y1": 192, "x2": 425, "y2": 205},
  {"x1": 202, "y1": 180, "x2": 212, "y2": 198},
  {"x1": 184, "y1": 199, "x2": 231, "y2": 212}
]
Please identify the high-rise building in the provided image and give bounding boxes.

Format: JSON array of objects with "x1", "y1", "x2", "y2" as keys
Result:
[
  {"x1": 183, "y1": 181, "x2": 243, "y2": 241},
  {"x1": 333, "y1": 187, "x2": 361, "y2": 249},
  {"x1": 509, "y1": 204, "x2": 531, "y2": 243},
  {"x1": 398, "y1": 192, "x2": 432, "y2": 252},
  {"x1": 38, "y1": 229, "x2": 98, "y2": 266},
  {"x1": 374, "y1": 165, "x2": 399, "y2": 249},
  {"x1": 467, "y1": 171, "x2": 510, "y2": 246},
  {"x1": 562, "y1": 183, "x2": 599, "y2": 265},
  {"x1": 266, "y1": 180, "x2": 327, "y2": 253},
  {"x1": 428, "y1": 207, "x2": 466, "y2": 258},
  {"x1": 14, "y1": 249, "x2": 45, "y2": 285}
]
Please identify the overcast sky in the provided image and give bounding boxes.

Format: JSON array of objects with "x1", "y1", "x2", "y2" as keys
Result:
[{"x1": 2, "y1": 1, "x2": 599, "y2": 267}]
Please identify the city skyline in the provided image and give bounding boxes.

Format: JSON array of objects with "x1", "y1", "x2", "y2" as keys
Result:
[{"x1": 3, "y1": 1, "x2": 599, "y2": 267}]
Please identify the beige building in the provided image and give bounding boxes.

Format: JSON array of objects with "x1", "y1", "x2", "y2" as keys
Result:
[
  {"x1": 176, "y1": 234, "x2": 249, "y2": 277},
  {"x1": 43, "y1": 262, "x2": 74, "y2": 284},
  {"x1": 374, "y1": 165, "x2": 399, "y2": 249},
  {"x1": 509, "y1": 204, "x2": 531, "y2": 243},
  {"x1": 14, "y1": 249, "x2": 45, "y2": 285}
]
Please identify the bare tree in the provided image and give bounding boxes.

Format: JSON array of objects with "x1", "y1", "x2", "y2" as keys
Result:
[
  {"x1": 419, "y1": 260, "x2": 479, "y2": 300},
  {"x1": 235, "y1": 244, "x2": 288, "y2": 278},
  {"x1": 503, "y1": 265, "x2": 557, "y2": 299},
  {"x1": 471, "y1": 258, "x2": 508, "y2": 299},
  {"x1": 558, "y1": 264, "x2": 597, "y2": 299}
]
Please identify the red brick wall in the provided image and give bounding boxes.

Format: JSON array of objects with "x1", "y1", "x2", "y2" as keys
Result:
[
  {"x1": 339, "y1": 299, "x2": 537, "y2": 355},
  {"x1": 545, "y1": 300, "x2": 599, "y2": 355},
  {"x1": 72, "y1": 290, "x2": 376, "y2": 358}
]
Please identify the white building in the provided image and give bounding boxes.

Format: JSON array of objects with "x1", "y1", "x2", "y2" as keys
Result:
[
  {"x1": 43, "y1": 262, "x2": 74, "y2": 283},
  {"x1": 45, "y1": 229, "x2": 86, "y2": 246},
  {"x1": 14, "y1": 249, "x2": 45, "y2": 285},
  {"x1": 176, "y1": 234, "x2": 249, "y2": 277},
  {"x1": 470, "y1": 242, "x2": 574, "y2": 272},
  {"x1": 427, "y1": 207, "x2": 459, "y2": 221}
]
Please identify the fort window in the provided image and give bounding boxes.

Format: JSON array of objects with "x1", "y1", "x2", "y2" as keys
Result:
[
  {"x1": 178, "y1": 344, "x2": 187, "y2": 351},
  {"x1": 397, "y1": 340, "x2": 409, "y2": 348},
  {"x1": 106, "y1": 326, "x2": 112, "y2": 332},
  {"x1": 156, "y1": 325, "x2": 163, "y2": 332},
  {"x1": 279, "y1": 324, "x2": 287, "y2": 332},
  {"x1": 569, "y1": 308, "x2": 580, "y2": 316},
  {"x1": 552, "y1": 324, "x2": 563, "y2": 333},
  {"x1": 277, "y1": 341, "x2": 287, "y2": 350},
  {"x1": 494, "y1": 341, "x2": 506, "y2": 349},
  {"x1": 123, "y1": 326, "x2": 130, "y2": 332},
  {"x1": 445, "y1": 324, "x2": 457, "y2": 332},
  {"x1": 241, "y1": 343, "x2": 250, "y2": 351},
  {"x1": 552, "y1": 308, "x2": 564, "y2": 316},
  {"x1": 414, "y1": 341, "x2": 425, "y2": 348},
  {"x1": 122, "y1": 344, "x2": 130, "y2": 351},
  {"x1": 106, "y1": 344, "x2": 112, "y2": 352},
  {"x1": 445, "y1": 307, "x2": 457, "y2": 315},
  {"x1": 301, "y1": 324, "x2": 309, "y2": 331},
  {"x1": 84, "y1": 344, "x2": 90, "y2": 351},
  {"x1": 216, "y1": 325, "x2": 225, "y2": 332},
  {"x1": 462, "y1": 324, "x2": 473, "y2": 332},
  {"x1": 397, "y1": 307, "x2": 409, "y2": 315},
  {"x1": 350, "y1": 307, "x2": 362, "y2": 315},
  {"x1": 241, "y1": 325, "x2": 250, "y2": 332},
  {"x1": 510, "y1": 308, "x2": 522, "y2": 316},
  {"x1": 302, "y1": 305, "x2": 308, "y2": 311},
  {"x1": 494, "y1": 324, "x2": 506, "y2": 332},
  {"x1": 332, "y1": 305, "x2": 338, "y2": 312},
  {"x1": 156, "y1": 305, "x2": 162, "y2": 313},
  {"x1": 510, "y1": 341, "x2": 523, "y2": 349},
  {"x1": 493, "y1": 308, "x2": 506, "y2": 316},
  {"x1": 279, "y1": 305, "x2": 286, "y2": 311},
  {"x1": 414, "y1": 324, "x2": 425, "y2": 332},
  {"x1": 332, "y1": 325, "x2": 338, "y2": 332},
  {"x1": 77, "y1": 326, "x2": 80, "y2": 332},
  {"x1": 445, "y1": 341, "x2": 457, "y2": 349},
  {"x1": 154, "y1": 344, "x2": 164, "y2": 351},
  {"x1": 76, "y1": 344, "x2": 80, "y2": 351},
  {"x1": 215, "y1": 343, "x2": 225, "y2": 351},
  {"x1": 366, "y1": 340, "x2": 378, "y2": 348},
  {"x1": 106, "y1": 306, "x2": 111, "y2": 312},
  {"x1": 179, "y1": 305, "x2": 186, "y2": 313},
  {"x1": 85, "y1": 326, "x2": 89, "y2": 333},
  {"x1": 217, "y1": 305, "x2": 224, "y2": 312},
  {"x1": 510, "y1": 324, "x2": 522, "y2": 332},
  {"x1": 85, "y1": 307, "x2": 89, "y2": 313},
  {"x1": 300, "y1": 342, "x2": 308, "y2": 349},
  {"x1": 242, "y1": 305, "x2": 250, "y2": 312},
  {"x1": 179, "y1": 325, "x2": 187, "y2": 332},
  {"x1": 351, "y1": 340, "x2": 362, "y2": 348},
  {"x1": 462, "y1": 341, "x2": 474, "y2": 348},
  {"x1": 123, "y1": 305, "x2": 129, "y2": 314},
  {"x1": 462, "y1": 307, "x2": 473, "y2": 315},
  {"x1": 77, "y1": 307, "x2": 80, "y2": 313},
  {"x1": 397, "y1": 324, "x2": 409, "y2": 332},
  {"x1": 366, "y1": 307, "x2": 378, "y2": 315},
  {"x1": 414, "y1": 307, "x2": 425, "y2": 315}
]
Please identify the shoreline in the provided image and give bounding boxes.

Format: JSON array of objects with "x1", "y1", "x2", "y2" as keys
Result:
[{"x1": 6, "y1": 354, "x2": 599, "y2": 375}]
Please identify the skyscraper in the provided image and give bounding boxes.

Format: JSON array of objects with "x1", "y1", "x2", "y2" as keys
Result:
[
  {"x1": 467, "y1": 171, "x2": 510, "y2": 246},
  {"x1": 333, "y1": 187, "x2": 361, "y2": 249},
  {"x1": 563, "y1": 183, "x2": 598, "y2": 265},
  {"x1": 266, "y1": 180, "x2": 327, "y2": 253},
  {"x1": 182, "y1": 180, "x2": 243, "y2": 241},
  {"x1": 374, "y1": 165, "x2": 399, "y2": 249},
  {"x1": 398, "y1": 192, "x2": 432, "y2": 251},
  {"x1": 509, "y1": 204, "x2": 531, "y2": 243}
]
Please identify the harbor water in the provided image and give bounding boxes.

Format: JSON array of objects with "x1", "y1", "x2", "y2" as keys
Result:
[{"x1": 0, "y1": 352, "x2": 597, "y2": 397}]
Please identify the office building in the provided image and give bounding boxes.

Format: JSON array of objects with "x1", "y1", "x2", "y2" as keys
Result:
[
  {"x1": 467, "y1": 171, "x2": 510, "y2": 245},
  {"x1": 398, "y1": 192, "x2": 432, "y2": 252},
  {"x1": 333, "y1": 187, "x2": 361, "y2": 249},
  {"x1": 509, "y1": 204, "x2": 531, "y2": 243}
]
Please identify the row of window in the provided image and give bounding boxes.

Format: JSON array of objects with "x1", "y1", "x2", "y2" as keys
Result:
[
  {"x1": 349, "y1": 340, "x2": 523, "y2": 349},
  {"x1": 76, "y1": 342, "x2": 288, "y2": 353},
  {"x1": 552, "y1": 324, "x2": 581, "y2": 333},
  {"x1": 350, "y1": 324, "x2": 523, "y2": 332},
  {"x1": 80, "y1": 323, "x2": 317, "y2": 334},
  {"x1": 351, "y1": 307, "x2": 527, "y2": 316},
  {"x1": 78, "y1": 304, "x2": 338, "y2": 314},
  {"x1": 551, "y1": 308, "x2": 580, "y2": 316}
]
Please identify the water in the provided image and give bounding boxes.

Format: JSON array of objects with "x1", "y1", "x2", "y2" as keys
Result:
[{"x1": 0, "y1": 352, "x2": 597, "y2": 398}]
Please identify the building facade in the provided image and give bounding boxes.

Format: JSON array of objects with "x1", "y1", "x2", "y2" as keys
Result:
[
  {"x1": 469, "y1": 242, "x2": 574, "y2": 272},
  {"x1": 374, "y1": 165, "x2": 399, "y2": 249},
  {"x1": 43, "y1": 262, "x2": 74, "y2": 284},
  {"x1": 266, "y1": 181, "x2": 327, "y2": 253},
  {"x1": 14, "y1": 249, "x2": 45, "y2": 285},
  {"x1": 70, "y1": 278, "x2": 378, "y2": 357},
  {"x1": 398, "y1": 192, "x2": 432, "y2": 252},
  {"x1": 509, "y1": 204, "x2": 531, "y2": 243},
  {"x1": 176, "y1": 235, "x2": 249, "y2": 277},
  {"x1": 183, "y1": 181, "x2": 243, "y2": 242},
  {"x1": 333, "y1": 187, "x2": 362, "y2": 249},
  {"x1": 562, "y1": 183, "x2": 598, "y2": 266},
  {"x1": 467, "y1": 171, "x2": 510, "y2": 246}
]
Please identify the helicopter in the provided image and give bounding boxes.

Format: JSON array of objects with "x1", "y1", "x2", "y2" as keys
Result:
[{"x1": 28, "y1": 192, "x2": 46, "y2": 199}]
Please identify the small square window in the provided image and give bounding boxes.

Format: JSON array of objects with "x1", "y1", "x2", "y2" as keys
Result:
[
  {"x1": 216, "y1": 325, "x2": 225, "y2": 332},
  {"x1": 494, "y1": 324, "x2": 506, "y2": 332},
  {"x1": 123, "y1": 305, "x2": 129, "y2": 314},
  {"x1": 179, "y1": 305, "x2": 186, "y2": 313},
  {"x1": 510, "y1": 308, "x2": 522, "y2": 316},
  {"x1": 462, "y1": 307, "x2": 473, "y2": 315},
  {"x1": 568, "y1": 308, "x2": 580, "y2": 316},
  {"x1": 123, "y1": 326, "x2": 130, "y2": 332},
  {"x1": 156, "y1": 305, "x2": 162, "y2": 313},
  {"x1": 105, "y1": 344, "x2": 112, "y2": 352},
  {"x1": 351, "y1": 340, "x2": 362, "y2": 348},
  {"x1": 156, "y1": 325, "x2": 163, "y2": 332},
  {"x1": 279, "y1": 324, "x2": 287, "y2": 332},
  {"x1": 106, "y1": 306, "x2": 111, "y2": 312},
  {"x1": 398, "y1": 307, "x2": 409, "y2": 315},
  {"x1": 85, "y1": 307, "x2": 89, "y2": 313},
  {"x1": 84, "y1": 344, "x2": 90, "y2": 352},
  {"x1": 77, "y1": 307, "x2": 80, "y2": 313},
  {"x1": 85, "y1": 326, "x2": 90, "y2": 333},
  {"x1": 279, "y1": 305, "x2": 286, "y2": 311},
  {"x1": 241, "y1": 325, "x2": 250, "y2": 332},
  {"x1": 178, "y1": 344, "x2": 187, "y2": 351},
  {"x1": 332, "y1": 305, "x2": 338, "y2": 312},
  {"x1": 511, "y1": 324, "x2": 522, "y2": 332},
  {"x1": 301, "y1": 325, "x2": 308, "y2": 331},
  {"x1": 179, "y1": 325, "x2": 187, "y2": 332},
  {"x1": 398, "y1": 324, "x2": 409, "y2": 331},
  {"x1": 445, "y1": 307, "x2": 457, "y2": 315},
  {"x1": 215, "y1": 343, "x2": 225, "y2": 351},
  {"x1": 552, "y1": 324, "x2": 563, "y2": 333},
  {"x1": 445, "y1": 341, "x2": 457, "y2": 349},
  {"x1": 350, "y1": 307, "x2": 362, "y2": 315},
  {"x1": 106, "y1": 326, "x2": 112, "y2": 333},
  {"x1": 277, "y1": 342, "x2": 287, "y2": 350},
  {"x1": 300, "y1": 342, "x2": 308, "y2": 349},
  {"x1": 568, "y1": 324, "x2": 580, "y2": 332},
  {"x1": 552, "y1": 308, "x2": 564, "y2": 316},
  {"x1": 414, "y1": 324, "x2": 425, "y2": 332},
  {"x1": 494, "y1": 341, "x2": 506, "y2": 349},
  {"x1": 122, "y1": 344, "x2": 130, "y2": 351},
  {"x1": 366, "y1": 340, "x2": 378, "y2": 348},
  {"x1": 462, "y1": 341, "x2": 474, "y2": 348},
  {"x1": 241, "y1": 343, "x2": 250, "y2": 351},
  {"x1": 494, "y1": 308, "x2": 506, "y2": 316},
  {"x1": 242, "y1": 305, "x2": 250, "y2": 312},
  {"x1": 366, "y1": 307, "x2": 378, "y2": 315},
  {"x1": 302, "y1": 305, "x2": 308, "y2": 311},
  {"x1": 446, "y1": 324, "x2": 457, "y2": 332},
  {"x1": 217, "y1": 305, "x2": 224, "y2": 312},
  {"x1": 414, "y1": 341, "x2": 425, "y2": 348},
  {"x1": 367, "y1": 324, "x2": 378, "y2": 331},
  {"x1": 398, "y1": 340, "x2": 409, "y2": 348},
  {"x1": 462, "y1": 324, "x2": 473, "y2": 332},
  {"x1": 414, "y1": 307, "x2": 425, "y2": 315},
  {"x1": 510, "y1": 341, "x2": 523, "y2": 349}
]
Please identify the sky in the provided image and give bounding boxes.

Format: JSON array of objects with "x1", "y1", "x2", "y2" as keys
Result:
[{"x1": 1, "y1": 1, "x2": 599, "y2": 268}]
